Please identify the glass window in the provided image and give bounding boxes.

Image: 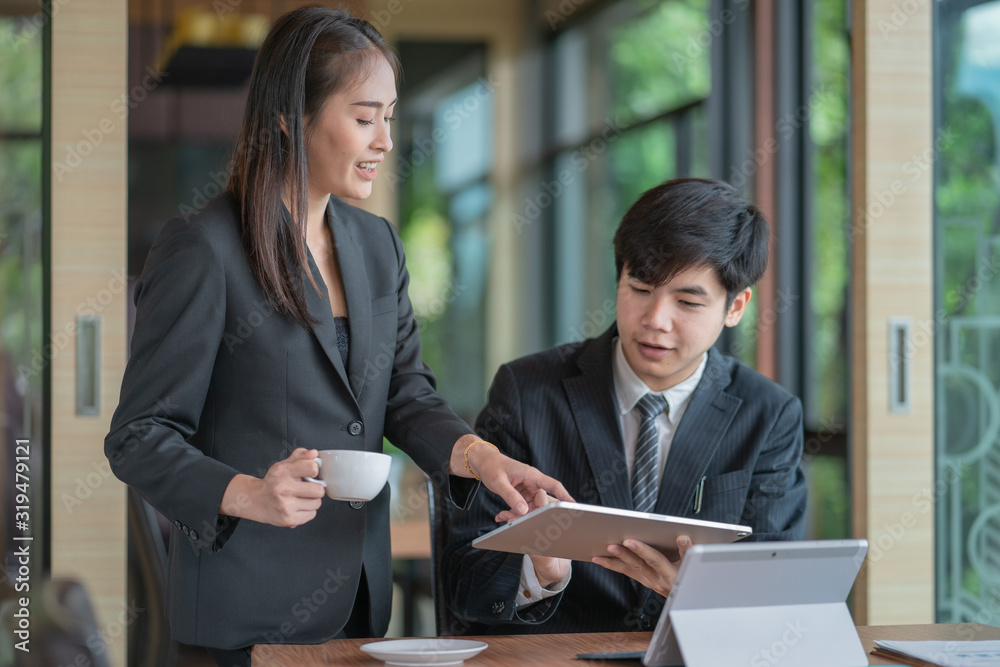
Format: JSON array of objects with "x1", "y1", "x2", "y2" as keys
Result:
[
  {"x1": 803, "y1": 0, "x2": 851, "y2": 542},
  {"x1": 809, "y1": 0, "x2": 850, "y2": 427},
  {"x1": 396, "y1": 44, "x2": 492, "y2": 421},
  {"x1": 0, "y1": 13, "x2": 45, "y2": 579},
  {"x1": 540, "y1": 0, "x2": 852, "y2": 544},
  {"x1": 934, "y1": 0, "x2": 1000, "y2": 625},
  {"x1": 546, "y1": 0, "x2": 712, "y2": 347}
]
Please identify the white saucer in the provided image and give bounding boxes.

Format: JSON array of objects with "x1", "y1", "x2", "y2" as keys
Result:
[{"x1": 359, "y1": 638, "x2": 488, "y2": 666}]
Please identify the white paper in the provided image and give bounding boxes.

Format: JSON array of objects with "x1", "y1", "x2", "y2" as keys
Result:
[{"x1": 874, "y1": 640, "x2": 1000, "y2": 666}]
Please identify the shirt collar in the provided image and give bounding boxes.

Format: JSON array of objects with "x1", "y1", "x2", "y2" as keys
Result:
[{"x1": 612, "y1": 338, "x2": 708, "y2": 425}]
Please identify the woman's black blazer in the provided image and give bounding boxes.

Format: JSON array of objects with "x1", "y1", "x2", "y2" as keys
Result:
[{"x1": 106, "y1": 193, "x2": 476, "y2": 649}]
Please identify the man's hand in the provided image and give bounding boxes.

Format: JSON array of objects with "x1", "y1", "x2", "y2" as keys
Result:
[
  {"x1": 220, "y1": 448, "x2": 327, "y2": 528},
  {"x1": 591, "y1": 536, "x2": 692, "y2": 597},
  {"x1": 451, "y1": 435, "x2": 573, "y2": 517},
  {"x1": 520, "y1": 489, "x2": 571, "y2": 587}
]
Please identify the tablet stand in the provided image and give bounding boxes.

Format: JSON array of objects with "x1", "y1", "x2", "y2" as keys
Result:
[{"x1": 644, "y1": 601, "x2": 867, "y2": 667}]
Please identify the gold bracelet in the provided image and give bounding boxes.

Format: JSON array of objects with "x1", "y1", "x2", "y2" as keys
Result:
[{"x1": 464, "y1": 440, "x2": 499, "y2": 480}]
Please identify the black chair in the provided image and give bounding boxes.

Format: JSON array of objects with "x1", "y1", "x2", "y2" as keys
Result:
[
  {"x1": 426, "y1": 476, "x2": 470, "y2": 637},
  {"x1": 127, "y1": 487, "x2": 178, "y2": 667}
]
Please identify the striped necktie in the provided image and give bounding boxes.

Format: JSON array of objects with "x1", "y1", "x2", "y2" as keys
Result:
[{"x1": 631, "y1": 393, "x2": 669, "y2": 513}]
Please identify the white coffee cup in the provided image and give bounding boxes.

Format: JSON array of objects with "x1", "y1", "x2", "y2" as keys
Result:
[{"x1": 304, "y1": 450, "x2": 392, "y2": 502}]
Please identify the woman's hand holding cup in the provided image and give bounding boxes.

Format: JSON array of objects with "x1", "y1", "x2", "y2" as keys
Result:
[{"x1": 220, "y1": 448, "x2": 326, "y2": 528}]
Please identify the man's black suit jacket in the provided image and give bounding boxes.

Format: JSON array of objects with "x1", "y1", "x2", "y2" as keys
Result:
[
  {"x1": 443, "y1": 326, "x2": 807, "y2": 634},
  {"x1": 106, "y1": 193, "x2": 476, "y2": 649}
]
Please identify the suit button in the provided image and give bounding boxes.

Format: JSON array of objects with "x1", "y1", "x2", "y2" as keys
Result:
[
  {"x1": 491, "y1": 601, "x2": 505, "y2": 615},
  {"x1": 182, "y1": 526, "x2": 190, "y2": 536},
  {"x1": 189, "y1": 529, "x2": 199, "y2": 541},
  {"x1": 350, "y1": 501, "x2": 365, "y2": 510},
  {"x1": 348, "y1": 421, "x2": 363, "y2": 436},
  {"x1": 173, "y1": 520, "x2": 182, "y2": 529}
]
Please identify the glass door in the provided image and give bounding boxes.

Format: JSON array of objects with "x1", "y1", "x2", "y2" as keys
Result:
[
  {"x1": 0, "y1": 8, "x2": 47, "y2": 585},
  {"x1": 934, "y1": 0, "x2": 1000, "y2": 625}
]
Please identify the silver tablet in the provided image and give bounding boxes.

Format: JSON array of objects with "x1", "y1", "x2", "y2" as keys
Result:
[
  {"x1": 642, "y1": 539, "x2": 869, "y2": 667},
  {"x1": 471, "y1": 500, "x2": 751, "y2": 561}
]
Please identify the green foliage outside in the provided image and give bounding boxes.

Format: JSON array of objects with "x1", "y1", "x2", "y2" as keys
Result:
[
  {"x1": 810, "y1": 0, "x2": 850, "y2": 428},
  {"x1": 605, "y1": 0, "x2": 710, "y2": 215},
  {"x1": 0, "y1": 18, "x2": 43, "y2": 399},
  {"x1": 608, "y1": 0, "x2": 711, "y2": 127},
  {"x1": 0, "y1": 20, "x2": 42, "y2": 131},
  {"x1": 398, "y1": 140, "x2": 452, "y2": 409},
  {"x1": 594, "y1": 0, "x2": 712, "y2": 302},
  {"x1": 806, "y1": 455, "x2": 849, "y2": 539}
]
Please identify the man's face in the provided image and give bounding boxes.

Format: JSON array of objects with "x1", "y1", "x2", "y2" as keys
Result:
[{"x1": 615, "y1": 264, "x2": 751, "y2": 391}]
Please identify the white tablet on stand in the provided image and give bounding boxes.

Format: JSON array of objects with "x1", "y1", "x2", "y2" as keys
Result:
[{"x1": 642, "y1": 539, "x2": 870, "y2": 667}]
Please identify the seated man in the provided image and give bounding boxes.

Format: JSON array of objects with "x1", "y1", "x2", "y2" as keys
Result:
[{"x1": 442, "y1": 178, "x2": 807, "y2": 634}]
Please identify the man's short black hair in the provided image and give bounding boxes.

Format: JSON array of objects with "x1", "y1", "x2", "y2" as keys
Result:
[{"x1": 613, "y1": 178, "x2": 770, "y2": 304}]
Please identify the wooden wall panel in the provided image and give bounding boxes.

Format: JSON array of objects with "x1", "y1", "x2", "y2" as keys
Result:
[
  {"x1": 51, "y1": 2, "x2": 129, "y2": 664},
  {"x1": 850, "y1": 0, "x2": 935, "y2": 624}
]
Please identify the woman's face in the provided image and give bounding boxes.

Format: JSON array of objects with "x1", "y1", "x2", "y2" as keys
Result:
[{"x1": 305, "y1": 55, "x2": 396, "y2": 201}]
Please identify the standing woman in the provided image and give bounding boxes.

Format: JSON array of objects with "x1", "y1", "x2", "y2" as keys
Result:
[{"x1": 105, "y1": 7, "x2": 569, "y2": 665}]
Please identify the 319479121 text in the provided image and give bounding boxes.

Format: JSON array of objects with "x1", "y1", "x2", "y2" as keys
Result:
[{"x1": 12, "y1": 438, "x2": 33, "y2": 653}]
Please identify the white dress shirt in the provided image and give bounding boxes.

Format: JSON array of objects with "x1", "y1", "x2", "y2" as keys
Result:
[
  {"x1": 515, "y1": 339, "x2": 708, "y2": 609},
  {"x1": 612, "y1": 338, "x2": 707, "y2": 483}
]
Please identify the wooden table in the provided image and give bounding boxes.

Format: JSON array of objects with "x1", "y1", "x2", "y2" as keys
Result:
[
  {"x1": 253, "y1": 632, "x2": 650, "y2": 666},
  {"x1": 252, "y1": 623, "x2": 1000, "y2": 665}
]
